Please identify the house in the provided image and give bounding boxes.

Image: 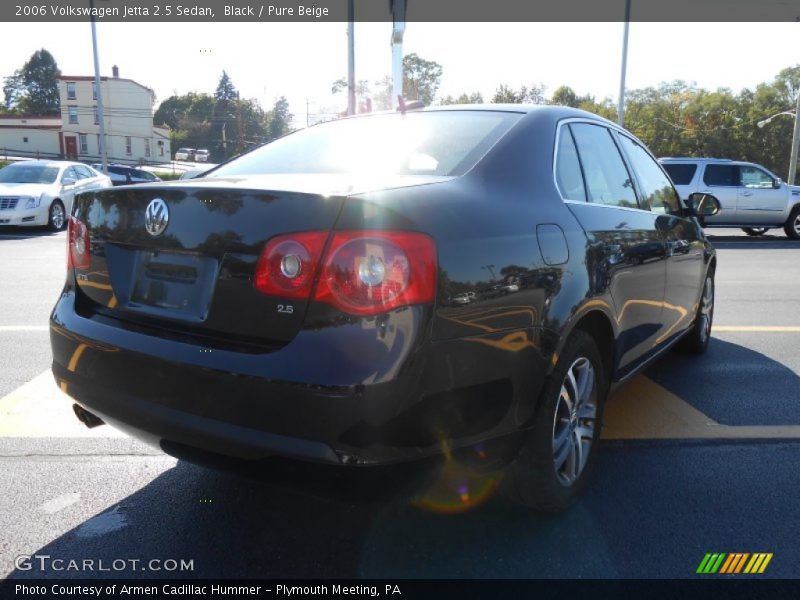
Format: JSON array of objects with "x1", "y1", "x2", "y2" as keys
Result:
[{"x1": 0, "y1": 66, "x2": 170, "y2": 165}]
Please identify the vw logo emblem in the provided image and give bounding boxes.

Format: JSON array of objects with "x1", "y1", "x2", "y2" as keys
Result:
[{"x1": 145, "y1": 198, "x2": 169, "y2": 236}]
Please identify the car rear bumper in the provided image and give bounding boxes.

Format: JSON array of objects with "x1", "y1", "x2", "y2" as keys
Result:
[{"x1": 51, "y1": 288, "x2": 553, "y2": 467}]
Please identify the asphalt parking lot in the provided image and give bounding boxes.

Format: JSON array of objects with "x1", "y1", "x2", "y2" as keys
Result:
[{"x1": 0, "y1": 227, "x2": 798, "y2": 579}]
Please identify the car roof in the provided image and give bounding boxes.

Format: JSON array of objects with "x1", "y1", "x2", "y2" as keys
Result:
[{"x1": 7, "y1": 159, "x2": 81, "y2": 169}]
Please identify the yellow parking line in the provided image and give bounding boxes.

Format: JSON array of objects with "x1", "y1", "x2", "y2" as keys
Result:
[
  {"x1": 604, "y1": 376, "x2": 800, "y2": 440},
  {"x1": 715, "y1": 326, "x2": 800, "y2": 332},
  {"x1": 0, "y1": 370, "x2": 124, "y2": 438}
]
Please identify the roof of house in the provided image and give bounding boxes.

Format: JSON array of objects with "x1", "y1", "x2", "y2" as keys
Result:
[{"x1": 59, "y1": 75, "x2": 154, "y2": 95}]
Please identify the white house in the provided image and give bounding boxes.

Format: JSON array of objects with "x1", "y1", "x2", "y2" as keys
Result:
[{"x1": 0, "y1": 66, "x2": 170, "y2": 165}]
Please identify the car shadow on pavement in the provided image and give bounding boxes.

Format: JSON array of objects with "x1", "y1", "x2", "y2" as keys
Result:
[{"x1": 645, "y1": 337, "x2": 800, "y2": 426}]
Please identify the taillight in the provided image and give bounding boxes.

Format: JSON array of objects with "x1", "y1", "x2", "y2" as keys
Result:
[
  {"x1": 67, "y1": 216, "x2": 90, "y2": 270},
  {"x1": 254, "y1": 231, "x2": 328, "y2": 298},
  {"x1": 315, "y1": 231, "x2": 437, "y2": 316},
  {"x1": 254, "y1": 230, "x2": 437, "y2": 316}
]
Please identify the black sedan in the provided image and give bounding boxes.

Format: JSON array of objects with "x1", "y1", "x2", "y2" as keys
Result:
[
  {"x1": 91, "y1": 163, "x2": 162, "y2": 186},
  {"x1": 51, "y1": 106, "x2": 718, "y2": 512}
]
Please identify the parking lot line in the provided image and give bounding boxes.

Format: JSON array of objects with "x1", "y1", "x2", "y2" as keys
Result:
[
  {"x1": 604, "y1": 376, "x2": 800, "y2": 440},
  {"x1": 0, "y1": 370, "x2": 124, "y2": 438}
]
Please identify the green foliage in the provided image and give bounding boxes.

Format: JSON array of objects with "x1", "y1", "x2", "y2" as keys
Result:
[
  {"x1": 3, "y1": 49, "x2": 61, "y2": 115},
  {"x1": 214, "y1": 71, "x2": 237, "y2": 102},
  {"x1": 439, "y1": 91, "x2": 484, "y2": 105},
  {"x1": 402, "y1": 53, "x2": 443, "y2": 106},
  {"x1": 491, "y1": 83, "x2": 546, "y2": 104},
  {"x1": 266, "y1": 97, "x2": 292, "y2": 141}
]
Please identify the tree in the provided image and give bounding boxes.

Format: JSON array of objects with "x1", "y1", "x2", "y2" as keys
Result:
[
  {"x1": 3, "y1": 49, "x2": 61, "y2": 115},
  {"x1": 551, "y1": 86, "x2": 580, "y2": 107},
  {"x1": 439, "y1": 91, "x2": 484, "y2": 105},
  {"x1": 402, "y1": 53, "x2": 443, "y2": 105},
  {"x1": 214, "y1": 71, "x2": 237, "y2": 102},
  {"x1": 266, "y1": 97, "x2": 292, "y2": 141},
  {"x1": 491, "y1": 83, "x2": 546, "y2": 104}
]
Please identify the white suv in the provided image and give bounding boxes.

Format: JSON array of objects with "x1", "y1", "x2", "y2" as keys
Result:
[{"x1": 660, "y1": 157, "x2": 800, "y2": 239}]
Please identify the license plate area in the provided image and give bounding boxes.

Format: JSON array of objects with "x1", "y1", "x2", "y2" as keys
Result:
[{"x1": 128, "y1": 250, "x2": 218, "y2": 321}]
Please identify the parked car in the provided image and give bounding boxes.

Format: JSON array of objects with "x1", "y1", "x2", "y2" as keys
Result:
[
  {"x1": 174, "y1": 148, "x2": 196, "y2": 161},
  {"x1": 660, "y1": 157, "x2": 800, "y2": 238},
  {"x1": 91, "y1": 164, "x2": 162, "y2": 186},
  {"x1": 51, "y1": 106, "x2": 718, "y2": 511},
  {"x1": 194, "y1": 149, "x2": 210, "y2": 162},
  {"x1": 0, "y1": 160, "x2": 111, "y2": 230}
]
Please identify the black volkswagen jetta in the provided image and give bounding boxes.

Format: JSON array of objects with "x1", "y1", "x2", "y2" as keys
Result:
[{"x1": 51, "y1": 105, "x2": 717, "y2": 511}]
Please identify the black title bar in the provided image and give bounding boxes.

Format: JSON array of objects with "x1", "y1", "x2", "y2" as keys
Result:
[{"x1": 3, "y1": 0, "x2": 800, "y2": 22}]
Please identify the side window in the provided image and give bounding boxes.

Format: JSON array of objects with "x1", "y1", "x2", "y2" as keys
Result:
[
  {"x1": 62, "y1": 167, "x2": 78, "y2": 183},
  {"x1": 618, "y1": 135, "x2": 681, "y2": 215},
  {"x1": 555, "y1": 126, "x2": 586, "y2": 201},
  {"x1": 740, "y1": 166, "x2": 775, "y2": 189},
  {"x1": 570, "y1": 123, "x2": 638, "y2": 209},
  {"x1": 75, "y1": 165, "x2": 94, "y2": 179},
  {"x1": 703, "y1": 164, "x2": 738, "y2": 187}
]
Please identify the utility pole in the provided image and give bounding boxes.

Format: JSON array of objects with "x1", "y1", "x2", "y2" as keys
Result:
[
  {"x1": 391, "y1": 0, "x2": 406, "y2": 110},
  {"x1": 90, "y1": 0, "x2": 108, "y2": 173},
  {"x1": 347, "y1": 0, "x2": 355, "y2": 116},
  {"x1": 236, "y1": 91, "x2": 243, "y2": 155},
  {"x1": 617, "y1": 0, "x2": 631, "y2": 127},
  {"x1": 789, "y1": 91, "x2": 800, "y2": 185}
]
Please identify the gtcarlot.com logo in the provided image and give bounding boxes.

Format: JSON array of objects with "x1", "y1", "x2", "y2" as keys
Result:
[
  {"x1": 696, "y1": 552, "x2": 773, "y2": 575},
  {"x1": 14, "y1": 554, "x2": 194, "y2": 572}
]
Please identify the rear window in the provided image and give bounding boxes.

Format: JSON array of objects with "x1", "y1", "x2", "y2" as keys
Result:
[
  {"x1": 662, "y1": 163, "x2": 698, "y2": 185},
  {"x1": 211, "y1": 111, "x2": 523, "y2": 178}
]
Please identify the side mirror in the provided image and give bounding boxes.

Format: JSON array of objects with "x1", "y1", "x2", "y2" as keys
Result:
[
  {"x1": 774, "y1": 178, "x2": 783, "y2": 189},
  {"x1": 61, "y1": 176, "x2": 76, "y2": 187},
  {"x1": 686, "y1": 192, "x2": 721, "y2": 225}
]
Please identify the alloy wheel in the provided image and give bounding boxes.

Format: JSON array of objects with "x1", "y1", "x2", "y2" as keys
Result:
[
  {"x1": 699, "y1": 276, "x2": 714, "y2": 344},
  {"x1": 51, "y1": 203, "x2": 65, "y2": 230},
  {"x1": 552, "y1": 357, "x2": 597, "y2": 486}
]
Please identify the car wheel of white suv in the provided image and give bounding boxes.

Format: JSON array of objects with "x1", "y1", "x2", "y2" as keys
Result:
[{"x1": 785, "y1": 206, "x2": 800, "y2": 240}]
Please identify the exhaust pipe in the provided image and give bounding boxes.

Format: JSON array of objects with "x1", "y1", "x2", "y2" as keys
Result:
[{"x1": 72, "y1": 404, "x2": 105, "y2": 429}]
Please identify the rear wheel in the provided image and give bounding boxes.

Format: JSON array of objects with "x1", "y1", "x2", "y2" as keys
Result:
[
  {"x1": 677, "y1": 272, "x2": 714, "y2": 354},
  {"x1": 48, "y1": 200, "x2": 65, "y2": 231},
  {"x1": 784, "y1": 206, "x2": 800, "y2": 240},
  {"x1": 742, "y1": 227, "x2": 768, "y2": 236},
  {"x1": 503, "y1": 330, "x2": 607, "y2": 513}
]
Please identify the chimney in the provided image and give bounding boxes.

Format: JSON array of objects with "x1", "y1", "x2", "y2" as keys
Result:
[{"x1": 112, "y1": 65, "x2": 119, "y2": 78}]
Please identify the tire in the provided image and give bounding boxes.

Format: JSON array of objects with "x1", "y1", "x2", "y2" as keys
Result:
[
  {"x1": 742, "y1": 227, "x2": 768, "y2": 236},
  {"x1": 676, "y1": 271, "x2": 714, "y2": 354},
  {"x1": 503, "y1": 330, "x2": 607, "y2": 513},
  {"x1": 48, "y1": 200, "x2": 66, "y2": 232},
  {"x1": 784, "y1": 206, "x2": 800, "y2": 240}
]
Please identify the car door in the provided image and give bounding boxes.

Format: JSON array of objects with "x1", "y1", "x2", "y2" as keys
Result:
[
  {"x1": 617, "y1": 134, "x2": 705, "y2": 344},
  {"x1": 698, "y1": 163, "x2": 738, "y2": 224},
  {"x1": 558, "y1": 121, "x2": 668, "y2": 372},
  {"x1": 737, "y1": 164, "x2": 786, "y2": 224}
]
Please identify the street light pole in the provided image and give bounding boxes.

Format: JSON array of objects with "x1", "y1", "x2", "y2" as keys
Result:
[
  {"x1": 789, "y1": 91, "x2": 800, "y2": 185},
  {"x1": 347, "y1": 0, "x2": 355, "y2": 116},
  {"x1": 90, "y1": 0, "x2": 108, "y2": 173},
  {"x1": 617, "y1": 0, "x2": 631, "y2": 126}
]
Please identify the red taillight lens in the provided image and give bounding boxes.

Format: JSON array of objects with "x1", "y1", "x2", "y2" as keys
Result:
[
  {"x1": 254, "y1": 231, "x2": 328, "y2": 299},
  {"x1": 315, "y1": 231, "x2": 437, "y2": 316},
  {"x1": 67, "y1": 216, "x2": 90, "y2": 270}
]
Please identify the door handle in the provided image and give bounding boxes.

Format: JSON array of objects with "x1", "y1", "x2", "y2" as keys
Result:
[{"x1": 742, "y1": 191, "x2": 753, "y2": 197}]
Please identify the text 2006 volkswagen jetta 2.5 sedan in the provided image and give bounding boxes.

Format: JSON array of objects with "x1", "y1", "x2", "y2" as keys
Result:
[{"x1": 51, "y1": 106, "x2": 718, "y2": 512}]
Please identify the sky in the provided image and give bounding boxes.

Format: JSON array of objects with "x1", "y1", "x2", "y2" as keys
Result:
[{"x1": 2, "y1": 22, "x2": 798, "y2": 126}]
